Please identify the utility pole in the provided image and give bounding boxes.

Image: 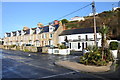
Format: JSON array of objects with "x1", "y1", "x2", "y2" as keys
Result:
[{"x1": 92, "y1": 1, "x2": 97, "y2": 46}]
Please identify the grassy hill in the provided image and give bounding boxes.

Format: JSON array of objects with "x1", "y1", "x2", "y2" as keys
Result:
[{"x1": 63, "y1": 8, "x2": 120, "y2": 40}]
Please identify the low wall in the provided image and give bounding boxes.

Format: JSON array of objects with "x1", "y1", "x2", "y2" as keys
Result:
[
  {"x1": 23, "y1": 46, "x2": 38, "y2": 52},
  {"x1": 1, "y1": 45, "x2": 42, "y2": 52},
  {"x1": 42, "y1": 47, "x2": 51, "y2": 53},
  {"x1": 48, "y1": 49, "x2": 70, "y2": 55},
  {"x1": 0, "y1": 45, "x2": 4, "y2": 49}
]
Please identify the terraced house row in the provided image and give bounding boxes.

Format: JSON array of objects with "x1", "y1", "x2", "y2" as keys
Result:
[{"x1": 4, "y1": 20, "x2": 64, "y2": 47}]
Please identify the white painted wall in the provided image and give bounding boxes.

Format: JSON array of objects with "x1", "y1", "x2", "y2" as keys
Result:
[
  {"x1": 16, "y1": 31, "x2": 19, "y2": 36},
  {"x1": 30, "y1": 28, "x2": 33, "y2": 35},
  {"x1": 36, "y1": 27, "x2": 40, "y2": 34},
  {"x1": 59, "y1": 33, "x2": 101, "y2": 44},
  {"x1": 48, "y1": 49, "x2": 70, "y2": 55},
  {"x1": 69, "y1": 17, "x2": 85, "y2": 21},
  {"x1": 4, "y1": 33, "x2": 7, "y2": 37},
  {"x1": 11, "y1": 32, "x2": 13, "y2": 37},
  {"x1": 21, "y1": 30, "x2": 24, "y2": 36}
]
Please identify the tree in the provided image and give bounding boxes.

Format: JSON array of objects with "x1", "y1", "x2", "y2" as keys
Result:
[
  {"x1": 61, "y1": 19, "x2": 69, "y2": 24},
  {"x1": 99, "y1": 24, "x2": 109, "y2": 60}
]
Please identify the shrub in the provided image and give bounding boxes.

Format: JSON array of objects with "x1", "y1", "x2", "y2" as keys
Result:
[
  {"x1": 24, "y1": 48, "x2": 29, "y2": 52},
  {"x1": 58, "y1": 44, "x2": 67, "y2": 49},
  {"x1": 16, "y1": 46, "x2": 20, "y2": 50},
  {"x1": 80, "y1": 46, "x2": 113, "y2": 66},
  {"x1": 109, "y1": 41, "x2": 118, "y2": 50},
  {"x1": 11, "y1": 45, "x2": 16, "y2": 48},
  {"x1": 80, "y1": 51, "x2": 108, "y2": 66}
]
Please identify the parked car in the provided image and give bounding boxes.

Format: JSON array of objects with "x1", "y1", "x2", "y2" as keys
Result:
[
  {"x1": 23, "y1": 44, "x2": 34, "y2": 46},
  {"x1": 43, "y1": 45, "x2": 58, "y2": 49},
  {"x1": 82, "y1": 48, "x2": 90, "y2": 54}
]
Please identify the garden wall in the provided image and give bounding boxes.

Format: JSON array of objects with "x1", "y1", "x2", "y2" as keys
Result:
[{"x1": 1, "y1": 45, "x2": 42, "y2": 52}]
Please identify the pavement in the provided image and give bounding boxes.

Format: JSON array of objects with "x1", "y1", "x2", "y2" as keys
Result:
[
  {"x1": 55, "y1": 60, "x2": 112, "y2": 73},
  {"x1": 55, "y1": 55, "x2": 120, "y2": 80}
]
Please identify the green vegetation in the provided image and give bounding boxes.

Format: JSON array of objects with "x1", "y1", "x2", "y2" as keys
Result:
[
  {"x1": 109, "y1": 41, "x2": 119, "y2": 50},
  {"x1": 61, "y1": 19, "x2": 69, "y2": 24},
  {"x1": 58, "y1": 44, "x2": 67, "y2": 49},
  {"x1": 10, "y1": 45, "x2": 16, "y2": 48},
  {"x1": 16, "y1": 46, "x2": 21, "y2": 50},
  {"x1": 24, "y1": 48, "x2": 29, "y2": 52},
  {"x1": 99, "y1": 25, "x2": 109, "y2": 59},
  {"x1": 80, "y1": 46, "x2": 113, "y2": 66}
]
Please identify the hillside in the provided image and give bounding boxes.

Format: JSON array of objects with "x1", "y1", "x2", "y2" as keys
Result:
[{"x1": 62, "y1": 8, "x2": 120, "y2": 40}]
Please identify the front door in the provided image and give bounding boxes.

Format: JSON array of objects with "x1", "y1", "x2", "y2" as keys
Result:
[{"x1": 82, "y1": 42, "x2": 84, "y2": 50}]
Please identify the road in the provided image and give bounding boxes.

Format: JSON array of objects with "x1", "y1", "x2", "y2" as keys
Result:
[{"x1": 0, "y1": 49, "x2": 118, "y2": 80}]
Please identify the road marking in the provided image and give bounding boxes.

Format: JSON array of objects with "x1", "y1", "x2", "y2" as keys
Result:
[{"x1": 41, "y1": 71, "x2": 76, "y2": 78}]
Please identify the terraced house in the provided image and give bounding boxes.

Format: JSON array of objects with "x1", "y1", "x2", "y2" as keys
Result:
[{"x1": 4, "y1": 20, "x2": 64, "y2": 47}]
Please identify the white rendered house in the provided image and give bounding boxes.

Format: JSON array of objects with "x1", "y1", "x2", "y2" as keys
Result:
[
  {"x1": 59, "y1": 27, "x2": 102, "y2": 51},
  {"x1": 69, "y1": 16, "x2": 85, "y2": 21}
]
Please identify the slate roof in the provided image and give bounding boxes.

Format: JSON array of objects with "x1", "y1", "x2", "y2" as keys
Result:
[
  {"x1": 23, "y1": 29, "x2": 30, "y2": 35},
  {"x1": 18, "y1": 30, "x2": 21, "y2": 33},
  {"x1": 6, "y1": 32, "x2": 11, "y2": 34},
  {"x1": 5, "y1": 24, "x2": 60, "y2": 36},
  {"x1": 59, "y1": 27, "x2": 100, "y2": 36},
  {"x1": 43, "y1": 26, "x2": 49, "y2": 33},
  {"x1": 53, "y1": 24, "x2": 59, "y2": 31},
  {"x1": 38, "y1": 24, "x2": 59, "y2": 33}
]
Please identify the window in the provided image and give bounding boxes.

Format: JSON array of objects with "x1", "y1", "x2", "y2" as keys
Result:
[
  {"x1": 82, "y1": 42, "x2": 84, "y2": 49},
  {"x1": 35, "y1": 40, "x2": 40, "y2": 47},
  {"x1": 85, "y1": 35, "x2": 88, "y2": 41},
  {"x1": 50, "y1": 34, "x2": 53, "y2": 38},
  {"x1": 86, "y1": 42, "x2": 87, "y2": 48},
  {"x1": 44, "y1": 34, "x2": 46, "y2": 39},
  {"x1": 42, "y1": 34, "x2": 44, "y2": 38},
  {"x1": 70, "y1": 43, "x2": 71, "y2": 49},
  {"x1": 78, "y1": 43, "x2": 81, "y2": 49},
  {"x1": 78, "y1": 36, "x2": 81, "y2": 40},
  {"x1": 64, "y1": 36, "x2": 68, "y2": 42}
]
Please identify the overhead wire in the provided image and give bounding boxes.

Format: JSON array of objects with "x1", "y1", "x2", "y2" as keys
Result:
[{"x1": 44, "y1": 2, "x2": 93, "y2": 25}]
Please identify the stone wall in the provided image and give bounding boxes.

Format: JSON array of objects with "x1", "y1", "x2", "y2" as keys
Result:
[
  {"x1": 23, "y1": 46, "x2": 38, "y2": 52},
  {"x1": 53, "y1": 22, "x2": 64, "y2": 47},
  {"x1": 0, "y1": 45, "x2": 4, "y2": 49},
  {"x1": 1, "y1": 45, "x2": 41, "y2": 52},
  {"x1": 42, "y1": 47, "x2": 50, "y2": 53}
]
